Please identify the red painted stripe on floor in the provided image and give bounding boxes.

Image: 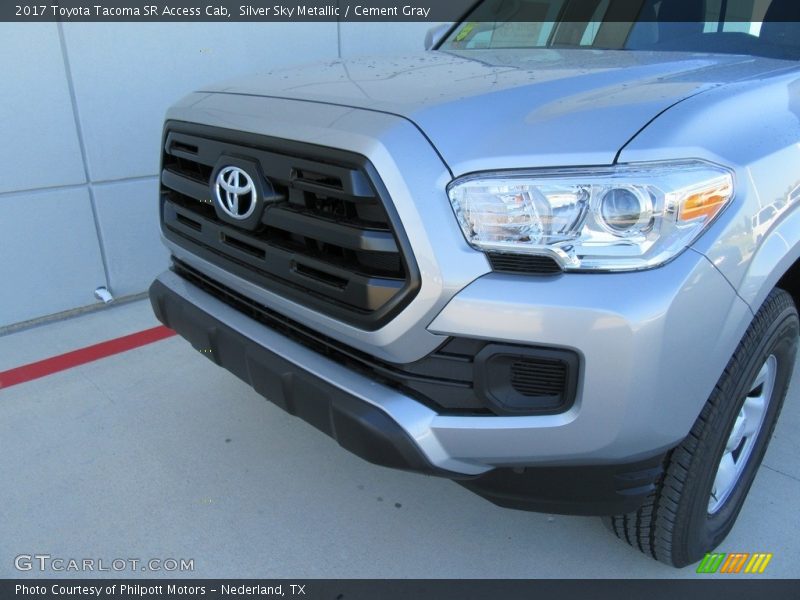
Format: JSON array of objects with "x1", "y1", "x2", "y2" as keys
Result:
[{"x1": 0, "y1": 325, "x2": 176, "y2": 390}]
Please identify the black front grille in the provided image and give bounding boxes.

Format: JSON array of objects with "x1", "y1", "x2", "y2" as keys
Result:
[{"x1": 159, "y1": 121, "x2": 419, "y2": 330}]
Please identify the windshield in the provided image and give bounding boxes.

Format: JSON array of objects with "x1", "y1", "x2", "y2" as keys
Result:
[{"x1": 441, "y1": 0, "x2": 800, "y2": 60}]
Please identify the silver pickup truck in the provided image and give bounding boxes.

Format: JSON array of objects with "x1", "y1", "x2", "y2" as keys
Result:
[{"x1": 149, "y1": 0, "x2": 800, "y2": 567}]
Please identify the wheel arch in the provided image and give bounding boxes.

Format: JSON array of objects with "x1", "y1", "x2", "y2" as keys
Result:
[
  {"x1": 738, "y1": 206, "x2": 800, "y2": 315},
  {"x1": 777, "y1": 256, "x2": 800, "y2": 312}
]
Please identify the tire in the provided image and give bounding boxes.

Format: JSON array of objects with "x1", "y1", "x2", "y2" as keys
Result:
[{"x1": 605, "y1": 288, "x2": 799, "y2": 567}]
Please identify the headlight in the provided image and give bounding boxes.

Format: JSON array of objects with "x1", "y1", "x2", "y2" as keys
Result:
[{"x1": 447, "y1": 161, "x2": 734, "y2": 272}]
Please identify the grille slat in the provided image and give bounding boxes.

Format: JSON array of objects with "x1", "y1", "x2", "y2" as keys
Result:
[
  {"x1": 159, "y1": 122, "x2": 418, "y2": 329},
  {"x1": 289, "y1": 174, "x2": 375, "y2": 203},
  {"x1": 264, "y1": 206, "x2": 398, "y2": 254},
  {"x1": 161, "y1": 168, "x2": 211, "y2": 203}
]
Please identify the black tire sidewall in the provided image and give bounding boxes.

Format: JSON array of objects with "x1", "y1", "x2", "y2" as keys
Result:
[{"x1": 678, "y1": 301, "x2": 798, "y2": 563}]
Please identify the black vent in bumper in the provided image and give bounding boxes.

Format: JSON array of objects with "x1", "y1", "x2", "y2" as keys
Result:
[
  {"x1": 159, "y1": 121, "x2": 419, "y2": 330},
  {"x1": 511, "y1": 359, "x2": 568, "y2": 397},
  {"x1": 487, "y1": 252, "x2": 562, "y2": 275}
]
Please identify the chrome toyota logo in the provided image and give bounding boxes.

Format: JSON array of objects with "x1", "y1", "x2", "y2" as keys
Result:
[{"x1": 214, "y1": 166, "x2": 257, "y2": 220}]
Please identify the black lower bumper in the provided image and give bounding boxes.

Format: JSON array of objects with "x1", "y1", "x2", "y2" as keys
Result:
[
  {"x1": 457, "y1": 457, "x2": 665, "y2": 516},
  {"x1": 149, "y1": 275, "x2": 666, "y2": 516},
  {"x1": 149, "y1": 278, "x2": 447, "y2": 476}
]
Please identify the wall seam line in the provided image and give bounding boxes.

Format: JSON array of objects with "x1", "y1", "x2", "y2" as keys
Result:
[
  {"x1": 0, "y1": 174, "x2": 159, "y2": 200},
  {"x1": 56, "y1": 21, "x2": 112, "y2": 292}
]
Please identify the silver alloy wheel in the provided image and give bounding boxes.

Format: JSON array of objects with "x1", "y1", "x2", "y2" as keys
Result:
[{"x1": 708, "y1": 355, "x2": 777, "y2": 514}]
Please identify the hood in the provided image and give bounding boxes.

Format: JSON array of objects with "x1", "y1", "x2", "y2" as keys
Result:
[{"x1": 200, "y1": 49, "x2": 792, "y2": 174}]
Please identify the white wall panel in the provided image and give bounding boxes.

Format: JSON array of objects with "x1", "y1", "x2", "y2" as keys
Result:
[
  {"x1": 0, "y1": 23, "x2": 86, "y2": 194},
  {"x1": 61, "y1": 22, "x2": 339, "y2": 182},
  {"x1": 0, "y1": 188, "x2": 107, "y2": 327},
  {"x1": 91, "y1": 177, "x2": 169, "y2": 298}
]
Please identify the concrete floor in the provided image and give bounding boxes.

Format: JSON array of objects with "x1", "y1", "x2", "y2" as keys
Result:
[{"x1": 1, "y1": 299, "x2": 798, "y2": 579}]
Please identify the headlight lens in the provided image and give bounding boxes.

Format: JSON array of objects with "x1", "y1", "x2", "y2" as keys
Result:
[{"x1": 447, "y1": 161, "x2": 733, "y2": 272}]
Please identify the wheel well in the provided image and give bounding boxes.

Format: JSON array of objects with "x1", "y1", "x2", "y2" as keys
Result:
[{"x1": 777, "y1": 258, "x2": 800, "y2": 310}]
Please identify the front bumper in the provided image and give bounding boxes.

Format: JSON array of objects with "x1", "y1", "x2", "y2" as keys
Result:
[
  {"x1": 152, "y1": 233, "x2": 756, "y2": 467},
  {"x1": 150, "y1": 270, "x2": 667, "y2": 515}
]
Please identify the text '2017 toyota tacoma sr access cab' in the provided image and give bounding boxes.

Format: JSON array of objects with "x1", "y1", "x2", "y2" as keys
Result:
[{"x1": 149, "y1": 0, "x2": 800, "y2": 567}]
